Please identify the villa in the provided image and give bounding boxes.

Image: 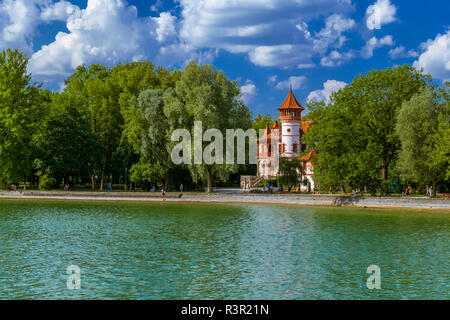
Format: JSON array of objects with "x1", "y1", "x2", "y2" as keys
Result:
[{"x1": 241, "y1": 89, "x2": 315, "y2": 191}]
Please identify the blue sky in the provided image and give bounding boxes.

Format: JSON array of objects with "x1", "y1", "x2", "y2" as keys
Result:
[{"x1": 0, "y1": 0, "x2": 449, "y2": 117}]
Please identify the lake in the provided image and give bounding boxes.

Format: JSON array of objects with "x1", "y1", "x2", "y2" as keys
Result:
[{"x1": 0, "y1": 200, "x2": 448, "y2": 299}]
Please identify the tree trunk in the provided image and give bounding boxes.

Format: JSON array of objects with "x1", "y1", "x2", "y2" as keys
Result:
[
  {"x1": 341, "y1": 185, "x2": 346, "y2": 194},
  {"x1": 432, "y1": 180, "x2": 437, "y2": 198},
  {"x1": 91, "y1": 174, "x2": 96, "y2": 190},
  {"x1": 382, "y1": 166, "x2": 389, "y2": 194},
  {"x1": 100, "y1": 169, "x2": 104, "y2": 191},
  {"x1": 206, "y1": 168, "x2": 213, "y2": 193},
  {"x1": 164, "y1": 175, "x2": 170, "y2": 191}
]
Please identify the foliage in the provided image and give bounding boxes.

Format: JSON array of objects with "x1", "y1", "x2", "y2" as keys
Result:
[
  {"x1": 396, "y1": 85, "x2": 449, "y2": 196},
  {"x1": 38, "y1": 174, "x2": 56, "y2": 190},
  {"x1": 0, "y1": 49, "x2": 42, "y2": 185},
  {"x1": 252, "y1": 113, "x2": 275, "y2": 131},
  {"x1": 276, "y1": 158, "x2": 301, "y2": 191},
  {"x1": 163, "y1": 61, "x2": 252, "y2": 192},
  {"x1": 129, "y1": 160, "x2": 165, "y2": 190},
  {"x1": 303, "y1": 65, "x2": 433, "y2": 194}
]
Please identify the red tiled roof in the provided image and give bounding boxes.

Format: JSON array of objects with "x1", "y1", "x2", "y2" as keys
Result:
[
  {"x1": 272, "y1": 121, "x2": 280, "y2": 130},
  {"x1": 299, "y1": 151, "x2": 316, "y2": 161},
  {"x1": 278, "y1": 90, "x2": 305, "y2": 111},
  {"x1": 301, "y1": 120, "x2": 314, "y2": 134}
]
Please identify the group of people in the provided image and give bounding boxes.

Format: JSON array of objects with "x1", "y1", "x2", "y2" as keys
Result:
[
  {"x1": 402, "y1": 185, "x2": 413, "y2": 197},
  {"x1": 262, "y1": 184, "x2": 280, "y2": 193}
]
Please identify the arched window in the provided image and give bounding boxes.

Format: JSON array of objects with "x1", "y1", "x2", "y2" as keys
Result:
[{"x1": 293, "y1": 143, "x2": 298, "y2": 153}]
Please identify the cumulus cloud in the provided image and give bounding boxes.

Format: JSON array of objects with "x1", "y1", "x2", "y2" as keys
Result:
[
  {"x1": 179, "y1": 0, "x2": 354, "y2": 68},
  {"x1": 388, "y1": 46, "x2": 418, "y2": 59},
  {"x1": 151, "y1": 12, "x2": 177, "y2": 43},
  {"x1": 307, "y1": 79, "x2": 347, "y2": 103},
  {"x1": 361, "y1": 35, "x2": 394, "y2": 59},
  {"x1": 366, "y1": 0, "x2": 397, "y2": 30},
  {"x1": 0, "y1": 0, "x2": 51, "y2": 54},
  {"x1": 240, "y1": 80, "x2": 258, "y2": 104},
  {"x1": 275, "y1": 76, "x2": 307, "y2": 90},
  {"x1": 413, "y1": 30, "x2": 450, "y2": 81},
  {"x1": 41, "y1": 0, "x2": 80, "y2": 21},
  {"x1": 320, "y1": 50, "x2": 355, "y2": 67},
  {"x1": 29, "y1": 0, "x2": 157, "y2": 82}
]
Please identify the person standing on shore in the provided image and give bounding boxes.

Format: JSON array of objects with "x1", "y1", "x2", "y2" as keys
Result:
[
  {"x1": 107, "y1": 182, "x2": 112, "y2": 192},
  {"x1": 180, "y1": 184, "x2": 184, "y2": 193}
]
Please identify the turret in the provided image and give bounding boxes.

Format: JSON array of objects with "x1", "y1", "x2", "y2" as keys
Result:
[{"x1": 277, "y1": 89, "x2": 304, "y2": 158}]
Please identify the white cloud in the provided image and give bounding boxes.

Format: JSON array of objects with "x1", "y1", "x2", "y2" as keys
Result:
[
  {"x1": 275, "y1": 75, "x2": 307, "y2": 90},
  {"x1": 240, "y1": 80, "x2": 258, "y2": 104},
  {"x1": 366, "y1": 0, "x2": 397, "y2": 30},
  {"x1": 361, "y1": 35, "x2": 394, "y2": 59},
  {"x1": 313, "y1": 14, "x2": 355, "y2": 54},
  {"x1": 413, "y1": 30, "x2": 450, "y2": 82},
  {"x1": 41, "y1": 0, "x2": 80, "y2": 21},
  {"x1": 29, "y1": 0, "x2": 169, "y2": 82},
  {"x1": 151, "y1": 12, "x2": 177, "y2": 43},
  {"x1": 267, "y1": 75, "x2": 278, "y2": 85},
  {"x1": 0, "y1": 0, "x2": 51, "y2": 54},
  {"x1": 388, "y1": 46, "x2": 418, "y2": 59},
  {"x1": 297, "y1": 63, "x2": 315, "y2": 69},
  {"x1": 248, "y1": 44, "x2": 312, "y2": 68},
  {"x1": 150, "y1": 0, "x2": 163, "y2": 12},
  {"x1": 320, "y1": 50, "x2": 355, "y2": 67},
  {"x1": 179, "y1": 0, "x2": 354, "y2": 68},
  {"x1": 307, "y1": 79, "x2": 347, "y2": 103}
]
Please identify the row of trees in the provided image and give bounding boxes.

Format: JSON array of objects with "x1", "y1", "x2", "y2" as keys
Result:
[
  {"x1": 302, "y1": 66, "x2": 449, "y2": 196},
  {"x1": 0, "y1": 49, "x2": 253, "y2": 192}
]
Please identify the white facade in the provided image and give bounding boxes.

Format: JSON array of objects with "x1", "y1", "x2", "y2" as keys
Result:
[
  {"x1": 255, "y1": 89, "x2": 316, "y2": 191},
  {"x1": 280, "y1": 121, "x2": 300, "y2": 158}
]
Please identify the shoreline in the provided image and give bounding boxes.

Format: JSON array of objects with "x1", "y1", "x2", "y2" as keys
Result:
[{"x1": 1, "y1": 191, "x2": 449, "y2": 211}]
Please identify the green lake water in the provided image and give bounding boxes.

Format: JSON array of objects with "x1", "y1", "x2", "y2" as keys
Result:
[{"x1": 0, "y1": 200, "x2": 448, "y2": 299}]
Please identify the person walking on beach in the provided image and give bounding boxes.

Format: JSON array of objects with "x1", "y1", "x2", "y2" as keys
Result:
[{"x1": 161, "y1": 189, "x2": 166, "y2": 201}]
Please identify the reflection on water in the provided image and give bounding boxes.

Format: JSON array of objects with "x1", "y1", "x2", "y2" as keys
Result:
[{"x1": 0, "y1": 200, "x2": 448, "y2": 299}]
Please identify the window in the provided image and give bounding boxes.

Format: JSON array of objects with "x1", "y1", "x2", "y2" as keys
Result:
[
  {"x1": 287, "y1": 128, "x2": 291, "y2": 133},
  {"x1": 293, "y1": 143, "x2": 298, "y2": 153}
]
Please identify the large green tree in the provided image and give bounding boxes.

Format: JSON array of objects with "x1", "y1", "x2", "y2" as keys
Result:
[
  {"x1": 33, "y1": 92, "x2": 102, "y2": 186},
  {"x1": 304, "y1": 65, "x2": 432, "y2": 194},
  {"x1": 164, "y1": 61, "x2": 252, "y2": 192},
  {"x1": 0, "y1": 49, "x2": 42, "y2": 187},
  {"x1": 396, "y1": 85, "x2": 449, "y2": 196}
]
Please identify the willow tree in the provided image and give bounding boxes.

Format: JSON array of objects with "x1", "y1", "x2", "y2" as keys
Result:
[
  {"x1": 396, "y1": 85, "x2": 449, "y2": 196},
  {"x1": 164, "y1": 61, "x2": 252, "y2": 192}
]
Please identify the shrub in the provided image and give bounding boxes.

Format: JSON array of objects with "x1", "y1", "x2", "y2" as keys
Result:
[{"x1": 39, "y1": 175, "x2": 56, "y2": 190}]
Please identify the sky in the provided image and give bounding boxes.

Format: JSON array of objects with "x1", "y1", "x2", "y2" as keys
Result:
[{"x1": 0, "y1": 0, "x2": 449, "y2": 117}]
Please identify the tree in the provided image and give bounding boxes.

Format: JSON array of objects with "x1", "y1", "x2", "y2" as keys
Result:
[
  {"x1": 277, "y1": 158, "x2": 301, "y2": 191},
  {"x1": 252, "y1": 113, "x2": 275, "y2": 131},
  {"x1": 130, "y1": 160, "x2": 165, "y2": 190},
  {"x1": 304, "y1": 65, "x2": 432, "y2": 194},
  {"x1": 33, "y1": 92, "x2": 102, "y2": 187},
  {"x1": 137, "y1": 89, "x2": 172, "y2": 188},
  {"x1": 0, "y1": 49, "x2": 42, "y2": 187},
  {"x1": 164, "y1": 61, "x2": 252, "y2": 192},
  {"x1": 64, "y1": 64, "x2": 124, "y2": 189},
  {"x1": 396, "y1": 86, "x2": 449, "y2": 196}
]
